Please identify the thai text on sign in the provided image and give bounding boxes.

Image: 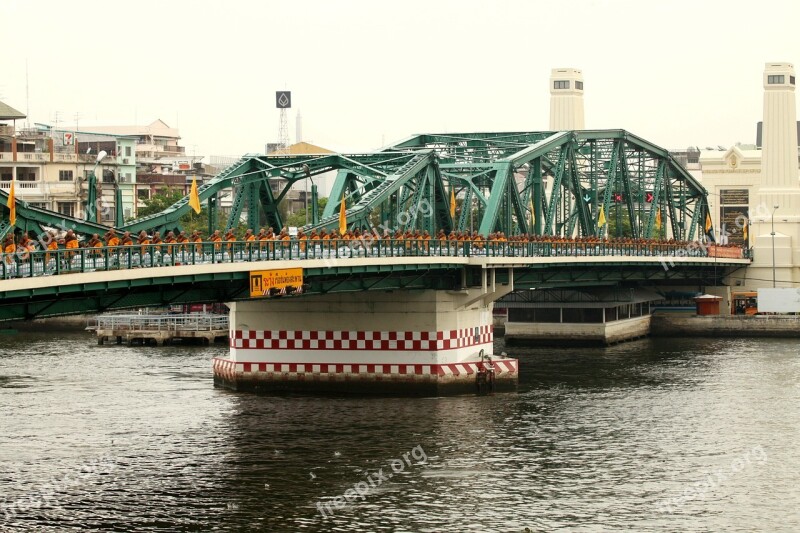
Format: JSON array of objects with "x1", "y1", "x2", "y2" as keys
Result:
[{"x1": 249, "y1": 268, "x2": 303, "y2": 297}]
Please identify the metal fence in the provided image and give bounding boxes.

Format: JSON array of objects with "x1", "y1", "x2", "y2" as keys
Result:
[
  {"x1": 88, "y1": 314, "x2": 229, "y2": 332},
  {"x1": 1, "y1": 239, "x2": 751, "y2": 280}
]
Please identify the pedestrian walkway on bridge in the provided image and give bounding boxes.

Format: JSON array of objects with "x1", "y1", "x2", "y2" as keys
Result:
[{"x1": 0, "y1": 231, "x2": 749, "y2": 280}]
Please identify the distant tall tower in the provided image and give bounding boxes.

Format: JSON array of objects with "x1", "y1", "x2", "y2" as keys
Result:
[
  {"x1": 549, "y1": 68, "x2": 585, "y2": 131},
  {"x1": 761, "y1": 63, "x2": 798, "y2": 188},
  {"x1": 276, "y1": 91, "x2": 292, "y2": 151},
  {"x1": 296, "y1": 111, "x2": 303, "y2": 144}
]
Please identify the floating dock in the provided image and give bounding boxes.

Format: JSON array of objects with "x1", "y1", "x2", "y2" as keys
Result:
[{"x1": 89, "y1": 313, "x2": 229, "y2": 346}]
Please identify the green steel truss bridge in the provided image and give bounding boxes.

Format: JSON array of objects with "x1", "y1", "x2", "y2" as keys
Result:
[
  {"x1": 0, "y1": 129, "x2": 712, "y2": 242},
  {"x1": 0, "y1": 129, "x2": 739, "y2": 322}
]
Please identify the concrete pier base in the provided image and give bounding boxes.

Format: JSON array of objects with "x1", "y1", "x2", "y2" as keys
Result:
[
  {"x1": 215, "y1": 289, "x2": 518, "y2": 396},
  {"x1": 505, "y1": 315, "x2": 651, "y2": 346}
]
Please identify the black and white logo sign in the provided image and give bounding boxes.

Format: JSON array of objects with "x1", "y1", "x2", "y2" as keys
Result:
[{"x1": 276, "y1": 91, "x2": 292, "y2": 109}]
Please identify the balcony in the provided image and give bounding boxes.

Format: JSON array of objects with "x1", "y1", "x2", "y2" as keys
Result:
[
  {"x1": 54, "y1": 153, "x2": 78, "y2": 163},
  {"x1": 0, "y1": 125, "x2": 14, "y2": 137},
  {"x1": 0, "y1": 180, "x2": 78, "y2": 196},
  {"x1": 0, "y1": 180, "x2": 45, "y2": 195},
  {"x1": 17, "y1": 152, "x2": 48, "y2": 162}
]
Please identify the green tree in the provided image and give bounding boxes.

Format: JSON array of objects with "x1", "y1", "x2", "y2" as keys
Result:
[
  {"x1": 137, "y1": 187, "x2": 234, "y2": 234},
  {"x1": 284, "y1": 197, "x2": 329, "y2": 227},
  {"x1": 137, "y1": 188, "x2": 185, "y2": 218}
]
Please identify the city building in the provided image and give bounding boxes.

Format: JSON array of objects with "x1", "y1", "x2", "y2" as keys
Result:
[
  {"x1": 692, "y1": 62, "x2": 800, "y2": 288},
  {"x1": 1, "y1": 103, "x2": 137, "y2": 221},
  {"x1": 0, "y1": 107, "x2": 212, "y2": 221}
]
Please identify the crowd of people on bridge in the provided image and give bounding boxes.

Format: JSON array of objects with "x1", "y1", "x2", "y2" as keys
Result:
[{"x1": 2, "y1": 223, "x2": 744, "y2": 270}]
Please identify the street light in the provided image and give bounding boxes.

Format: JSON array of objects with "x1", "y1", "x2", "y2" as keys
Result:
[
  {"x1": 85, "y1": 150, "x2": 107, "y2": 223},
  {"x1": 771, "y1": 204, "x2": 779, "y2": 288}
]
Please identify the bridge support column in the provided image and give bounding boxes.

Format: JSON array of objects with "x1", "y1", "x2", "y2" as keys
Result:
[{"x1": 214, "y1": 286, "x2": 518, "y2": 395}]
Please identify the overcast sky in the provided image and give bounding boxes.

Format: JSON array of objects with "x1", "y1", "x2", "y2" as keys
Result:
[{"x1": 1, "y1": 0, "x2": 798, "y2": 158}]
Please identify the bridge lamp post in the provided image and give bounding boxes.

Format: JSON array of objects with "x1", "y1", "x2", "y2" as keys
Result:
[
  {"x1": 85, "y1": 150, "x2": 108, "y2": 223},
  {"x1": 771, "y1": 204, "x2": 779, "y2": 288}
]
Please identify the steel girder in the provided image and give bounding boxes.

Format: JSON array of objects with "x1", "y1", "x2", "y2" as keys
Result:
[
  {"x1": 2, "y1": 130, "x2": 710, "y2": 243},
  {"x1": 385, "y1": 130, "x2": 710, "y2": 240},
  {"x1": 0, "y1": 193, "x2": 114, "y2": 241}
]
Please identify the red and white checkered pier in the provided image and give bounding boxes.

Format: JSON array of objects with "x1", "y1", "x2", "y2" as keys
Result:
[{"x1": 214, "y1": 290, "x2": 518, "y2": 395}]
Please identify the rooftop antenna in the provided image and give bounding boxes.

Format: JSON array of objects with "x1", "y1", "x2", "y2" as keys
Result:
[
  {"x1": 52, "y1": 111, "x2": 61, "y2": 138},
  {"x1": 25, "y1": 59, "x2": 30, "y2": 129}
]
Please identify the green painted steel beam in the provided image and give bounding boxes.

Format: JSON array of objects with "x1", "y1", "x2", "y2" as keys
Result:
[{"x1": 478, "y1": 161, "x2": 513, "y2": 235}]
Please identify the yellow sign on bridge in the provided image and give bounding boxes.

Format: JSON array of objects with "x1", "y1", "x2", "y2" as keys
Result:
[{"x1": 249, "y1": 268, "x2": 304, "y2": 297}]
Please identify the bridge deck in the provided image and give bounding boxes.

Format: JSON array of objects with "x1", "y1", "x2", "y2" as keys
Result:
[{"x1": 0, "y1": 240, "x2": 750, "y2": 321}]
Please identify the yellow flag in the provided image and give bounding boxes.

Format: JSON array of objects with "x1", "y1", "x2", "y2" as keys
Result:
[
  {"x1": 655, "y1": 208, "x2": 661, "y2": 226},
  {"x1": 7, "y1": 177, "x2": 15, "y2": 225},
  {"x1": 339, "y1": 197, "x2": 347, "y2": 235},
  {"x1": 597, "y1": 205, "x2": 606, "y2": 228},
  {"x1": 449, "y1": 187, "x2": 456, "y2": 218},
  {"x1": 704, "y1": 211, "x2": 712, "y2": 233},
  {"x1": 189, "y1": 178, "x2": 201, "y2": 214},
  {"x1": 743, "y1": 220, "x2": 748, "y2": 241}
]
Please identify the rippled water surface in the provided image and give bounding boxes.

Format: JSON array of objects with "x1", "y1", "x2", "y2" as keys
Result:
[{"x1": 1, "y1": 331, "x2": 798, "y2": 531}]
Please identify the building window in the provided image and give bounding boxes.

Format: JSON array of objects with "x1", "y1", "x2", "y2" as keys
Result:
[
  {"x1": 125, "y1": 146, "x2": 132, "y2": 157},
  {"x1": 791, "y1": 75, "x2": 796, "y2": 86},
  {"x1": 576, "y1": 81, "x2": 583, "y2": 90},
  {"x1": 57, "y1": 202, "x2": 75, "y2": 218},
  {"x1": 103, "y1": 169, "x2": 115, "y2": 183},
  {"x1": 59, "y1": 170, "x2": 74, "y2": 181},
  {"x1": 554, "y1": 80, "x2": 570, "y2": 89},
  {"x1": 768, "y1": 75, "x2": 785, "y2": 84},
  {"x1": 29, "y1": 202, "x2": 48, "y2": 210},
  {"x1": 18, "y1": 171, "x2": 36, "y2": 181},
  {"x1": 137, "y1": 189, "x2": 150, "y2": 200}
]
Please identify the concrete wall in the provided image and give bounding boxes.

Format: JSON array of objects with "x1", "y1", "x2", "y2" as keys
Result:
[
  {"x1": 651, "y1": 313, "x2": 800, "y2": 337},
  {"x1": 505, "y1": 315, "x2": 651, "y2": 345}
]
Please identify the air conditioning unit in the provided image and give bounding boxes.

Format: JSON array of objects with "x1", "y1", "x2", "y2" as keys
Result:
[{"x1": 122, "y1": 158, "x2": 130, "y2": 164}]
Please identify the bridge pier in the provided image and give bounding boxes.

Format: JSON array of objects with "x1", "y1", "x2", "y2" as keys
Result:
[{"x1": 214, "y1": 282, "x2": 518, "y2": 395}]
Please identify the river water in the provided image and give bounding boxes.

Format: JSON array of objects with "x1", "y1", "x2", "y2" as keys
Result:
[{"x1": 0, "y1": 331, "x2": 798, "y2": 532}]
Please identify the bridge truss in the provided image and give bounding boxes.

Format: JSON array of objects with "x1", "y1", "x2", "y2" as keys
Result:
[{"x1": 1, "y1": 130, "x2": 711, "y2": 242}]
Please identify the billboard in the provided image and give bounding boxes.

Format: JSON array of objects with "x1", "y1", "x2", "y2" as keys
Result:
[
  {"x1": 249, "y1": 268, "x2": 303, "y2": 297},
  {"x1": 720, "y1": 189, "x2": 749, "y2": 205},
  {"x1": 757, "y1": 288, "x2": 800, "y2": 313},
  {"x1": 276, "y1": 91, "x2": 292, "y2": 109},
  {"x1": 720, "y1": 206, "x2": 749, "y2": 247}
]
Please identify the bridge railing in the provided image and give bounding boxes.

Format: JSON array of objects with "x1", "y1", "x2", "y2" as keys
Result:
[{"x1": 0, "y1": 239, "x2": 749, "y2": 280}]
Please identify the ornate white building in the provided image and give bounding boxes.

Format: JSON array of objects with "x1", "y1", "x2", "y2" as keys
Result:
[{"x1": 698, "y1": 62, "x2": 799, "y2": 288}]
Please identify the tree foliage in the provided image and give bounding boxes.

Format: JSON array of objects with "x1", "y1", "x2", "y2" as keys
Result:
[
  {"x1": 137, "y1": 187, "x2": 234, "y2": 234},
  {"x1": 284, "y1": 197, "x2": 328, "y2": 227}
]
